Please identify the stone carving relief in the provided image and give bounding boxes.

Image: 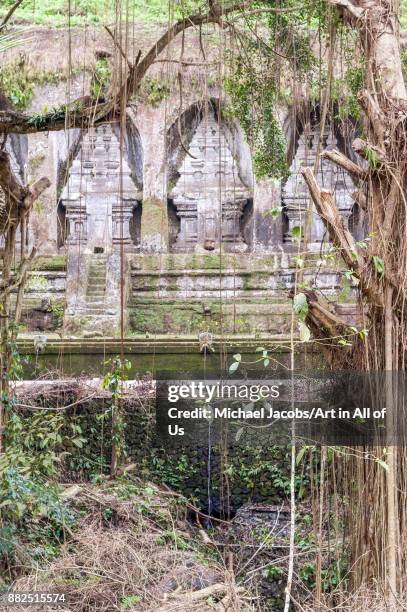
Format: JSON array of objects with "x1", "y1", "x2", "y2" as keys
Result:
[
  {"x1": 169, "y1": 112, "x2": 251, "y2": 252},
  {"x1": 282, "y1": 123, "x2": 355, "y2": 249},
  {"x1": 59, "y1": 123, "x2": 141, "y2": 253}
]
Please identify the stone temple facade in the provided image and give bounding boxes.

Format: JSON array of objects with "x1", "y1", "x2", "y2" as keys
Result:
[
  {"x1": 282, "y1": 124, "x2": 356, "y2": 248},
  {"x1": 59, "y1": 123, "x2": 141, "y2": 253},
  {"x1": 170, "y1": 112, "x2": 251, "y2": 253},
  {"x1": 7, "y1": 100, "x2": 363, "y2": 338}
]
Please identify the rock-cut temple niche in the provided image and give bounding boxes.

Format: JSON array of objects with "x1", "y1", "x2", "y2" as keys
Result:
[
  {"x1": 169, "y1": 110, "x2": 251, "y2": 253},
  {"x1": 282, "y1": 119, "x2": 356, "y2": 249},
  {"x1": 58, "y1": 123, "x2": 142, "y2": 253}
]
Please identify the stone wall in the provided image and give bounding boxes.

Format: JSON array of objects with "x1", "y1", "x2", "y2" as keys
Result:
[
  {"x1": 19, "y1": 92, "x2": 359, "y2": 258},
  {"x1": 18, "y1": 257, "x2": 66, "y2": 332},
  {"x1": 128, "y1": 253, "x2": 354, "y2": 336},
  {"x1": 4, "y1": 77, "x2": 362, "y2": 338},
  {"x1": 48, "y1": 395, "x2": 301, "y2": 513}
]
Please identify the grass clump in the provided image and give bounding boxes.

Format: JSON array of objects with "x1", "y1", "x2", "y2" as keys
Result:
[{"x1": 0, "y1": 0, "x2": 196, "y2": 27}]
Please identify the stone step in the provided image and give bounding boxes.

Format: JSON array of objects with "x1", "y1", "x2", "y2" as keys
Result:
[
  {"x1": 82, "y1": 313, "x2": 115, "y2": 317},
  {"x1": 89, "y1": 266, "x2": 106, "y2": 273},
  {"x1": 86, "y1": 297, "x2": 106, "y2": 304},
  {"x1": 82, "y1": 308, "x2": 108, "y2": 315},
  {"x1": 82, "y1": 309, "x2": 114, "y2": 313},
  {"x1": 88, "y1": 279, "x2": 105, "y2": 285},
  {"x1": 87, "y1": 282, "x2": 105, "y2": 287}
]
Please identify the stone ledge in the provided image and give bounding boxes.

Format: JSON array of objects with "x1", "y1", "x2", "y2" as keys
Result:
[{"x1": 16, "y1": 334, "x2": 304, "y2": 354}]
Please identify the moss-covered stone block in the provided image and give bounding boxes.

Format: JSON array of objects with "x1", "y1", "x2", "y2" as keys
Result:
[
  {"x1": 32, "y1": 255, "x2": 67, "y2": 271},
  {"x1": 140, "y1": 198, "x2": 168, "y2": 252}
]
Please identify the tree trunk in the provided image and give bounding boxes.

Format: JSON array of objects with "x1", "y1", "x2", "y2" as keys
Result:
[
  {"x1": 0, "y1": 150, "x2": 50, "y2": 452},
  {"x1": 296, "y1": 0, "x2": 407, "y2": 599}
]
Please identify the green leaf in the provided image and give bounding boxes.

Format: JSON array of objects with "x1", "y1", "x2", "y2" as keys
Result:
[
  {"x1": 356, "y1": 239, "x2": 368, "y2": 250},
  {"x1": 296, "y1": 446, "x2": 308, "y2": 465},
  {"x1": 299, "y1": 321, "x2": 311, "y2": 342},
  {"x1": 229, "y1": 361, "x2": 239, "y2": 374},
  {"x1": 267, "y1": 206, "x2": 283, "y2": 219},
  {"x1": 72, "y1": 438, "x2": 84, "y2": 448},
  {"x1": 233, "y1": 353, "x2": 242, "y2": 362},
  {"x1": 372, "y1": 255, "x2": 385, "y2": 276},
  {"x1": 338, "y1": 338, "x2": 352, "y2": 347},
  {"x1": 343, "y1": 269, "x2": 359, "y2": 286},
  {"x1": 291, "y1": 225, "x2": 303, "y2": 241},
  {"x1": 263, "y1": 358, "x2": 270, "y2": 367},
  {"x1": 235, "y1": 427, "x2": 244, "y2": 442},
  {"x1": 376, "y1": 459, "x2": 389, "y2": 471},
  {"x1": 293, "y1": 292, "x2": 308, "y2": 321}
]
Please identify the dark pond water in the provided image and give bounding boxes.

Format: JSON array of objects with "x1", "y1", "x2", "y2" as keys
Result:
[{"x1": 22, "y1": 348, "x2": 318, "y2": 380}]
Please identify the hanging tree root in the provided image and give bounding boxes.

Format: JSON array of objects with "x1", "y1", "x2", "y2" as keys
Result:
[
  {"x1": 301, "y1": 166, "x2": 386, "y2": 309},
  {"x1": 0, "y1": 149, "x2": 50, "y2": 234}
]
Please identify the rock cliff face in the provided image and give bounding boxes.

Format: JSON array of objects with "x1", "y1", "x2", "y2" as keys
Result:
[{"x1": 1, "y1": 26, "x2": 361, "y2": 338}]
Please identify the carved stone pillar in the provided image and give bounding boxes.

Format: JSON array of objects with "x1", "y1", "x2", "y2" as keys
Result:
[
  {"x1": 64, "y1": 197, "x2": 88, "y2": 245},
  {"x1": 112, "y1": 198, "x2": 138, "y2": 247},
  {"x1": 221, "y1": 199, "x2": 247, "y2": 249},
  {"x1": 172, "y1": 200, "x2": 198, "y2": 252}
]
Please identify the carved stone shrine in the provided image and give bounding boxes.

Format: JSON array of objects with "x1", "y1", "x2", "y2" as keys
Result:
[
  {"x1": 170, "y1": 112, "x2": 250, "y2": 252},
  {"x1": 60, "y1": 123, "x2": 139, "y2": 253}
]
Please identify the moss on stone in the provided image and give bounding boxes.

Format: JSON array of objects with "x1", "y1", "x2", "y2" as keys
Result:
[
  {"x1": 32, "y1": 255, "x2": 67, "y2": 271},
  {"x1": 140, "y1": 198, "x2": 169, "y2": 247},
  {"x1": 140, "y1": 77, "x2": 171, "y2": 108}
]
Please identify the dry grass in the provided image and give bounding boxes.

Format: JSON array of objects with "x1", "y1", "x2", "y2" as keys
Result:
[
  {"x1": 301, "y1": 586, "x2": 407, "y2": 611},
  {"x1": 1, "y1": 25, "x2": 157, "y2": 80},
  {"x1": 1, "y1": 23, "x2": 220, "y2": 84},
  {"x1": 9, "y1": 481, "x2": 252, "y2": 612}
]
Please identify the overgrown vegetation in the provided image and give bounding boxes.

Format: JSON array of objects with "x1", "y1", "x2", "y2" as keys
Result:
[
  {"x1": 90, "y1": 56, "x2": 110, "y2": 100},
  {"x1": 139, "y1": 77, "x2": 171, "y2": 108},
  {"x1": 0, "y1": 56, "x2": 33, "y2": 110},
  {"x1": 225, "y1": 68, "x2": 289, "y2": 179},
  {"x1": 0, "y1": 0, "x2": 204, "y2": 27},
  {"x1": 1, "y1": 0, "x2": 407, "y2": 609}
]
